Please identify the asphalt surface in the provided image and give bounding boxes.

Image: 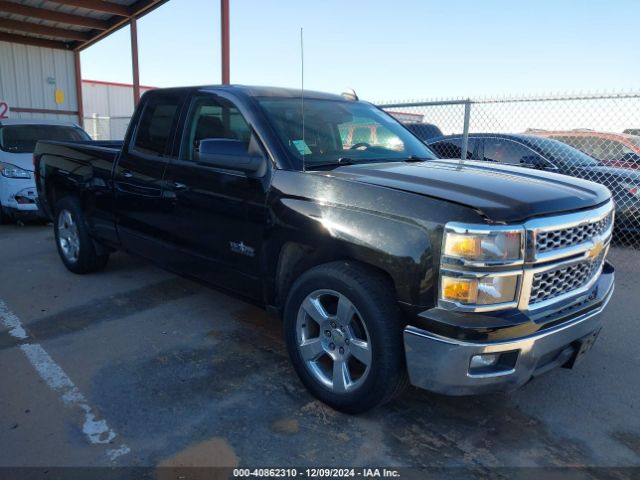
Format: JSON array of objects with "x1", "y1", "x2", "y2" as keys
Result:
[{"x1": 1, "y1": 223, "x2": 639, "y2": 476}]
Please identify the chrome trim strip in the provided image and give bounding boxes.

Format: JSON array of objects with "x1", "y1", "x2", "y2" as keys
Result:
[
  {"x1": 408, "y1": 279, "x2": 614, "y2": 348},
  {"x1": 525, "y1": 200, "x2": 614, "y2": 263},
  {"x1": 522, "y1": 243, "x2": 610, "y2": 311},
  {"x1": 467, "y1": 366, "x2": 516, "y2": 379}
]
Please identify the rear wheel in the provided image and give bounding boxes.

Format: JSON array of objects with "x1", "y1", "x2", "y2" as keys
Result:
[
  {"x1": 54, "y1": 196, "x2": 109, "y2": 274},
  {"x1": 284, "y1": 261, "x2": 408, "y2": 413}
]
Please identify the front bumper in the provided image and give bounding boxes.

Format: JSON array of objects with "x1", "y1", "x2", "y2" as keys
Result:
[
  {"x1": 1, "y1": 176, "x2": 39, "y2": 213},
  {"x1": 403, "y1": 263, "x2": 615, "y2": 395}
]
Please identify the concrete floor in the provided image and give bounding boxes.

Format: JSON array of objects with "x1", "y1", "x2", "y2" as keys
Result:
[{"x1": 1, "y1": 224, "x2": 639, "y2": 476}]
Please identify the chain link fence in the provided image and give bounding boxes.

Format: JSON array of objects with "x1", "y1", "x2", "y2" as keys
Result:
[
  {"x1": 379, "y1": 92, "x2": 640, "y2": 248},
  {"x1": 83, "y1": 115, "x2": 131, "y2": 141}
]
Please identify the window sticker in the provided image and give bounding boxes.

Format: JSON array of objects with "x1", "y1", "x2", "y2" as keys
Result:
[{"x1": 292, "y1": 139, "x2": 312, "y2": 155}]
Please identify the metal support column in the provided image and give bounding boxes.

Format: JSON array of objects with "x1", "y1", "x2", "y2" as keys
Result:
[
  {"x1": 130, "y1": 17, "x2": 141, "y2": 106},
  {"x1": 460, "y1": 99, "x2": 471, "y2": 166},
  {"x1": 74, "y1": 50, "x2": 84, "y2": 127},
  {"x1": 221, "y1": 0, "x2": 230, "y2": 84}
]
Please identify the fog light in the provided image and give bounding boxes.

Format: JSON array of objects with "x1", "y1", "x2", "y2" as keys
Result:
[
  {"x1": 470, "y1": 353, "x2": 499, "y2": 369},
  {"x1": 15, "y1": 195, "x2": 35, "y2": 205}
]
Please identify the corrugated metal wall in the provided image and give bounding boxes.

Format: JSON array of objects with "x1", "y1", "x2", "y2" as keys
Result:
[
  {"x1": 82, "y1": 81, "x2": 155, "y2": 140},
  {"x1": 0, "y1": 40, "x2": 78, "y2": 123}
]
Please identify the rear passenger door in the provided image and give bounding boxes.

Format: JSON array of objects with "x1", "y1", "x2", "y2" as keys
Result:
[{"x1": 113, "y1": 91, "x2": 188, "y2": 261}]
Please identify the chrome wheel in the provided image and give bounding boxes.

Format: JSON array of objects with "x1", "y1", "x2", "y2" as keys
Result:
[
  {"x1": 57, "y1": 209, "x2": 80, "y2": 263},
  {"x1": 296, "y1": 289, "x2": 372, "y2": 393}
]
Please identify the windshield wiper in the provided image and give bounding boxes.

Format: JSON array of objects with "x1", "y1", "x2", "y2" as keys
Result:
[{"x1": 306, "y1": 157, "x2": 357, "y2": 169}]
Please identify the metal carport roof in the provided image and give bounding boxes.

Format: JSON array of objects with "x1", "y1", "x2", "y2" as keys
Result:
[{"x1": 0, "y1": 0, "x2": 168, "y2": 51}]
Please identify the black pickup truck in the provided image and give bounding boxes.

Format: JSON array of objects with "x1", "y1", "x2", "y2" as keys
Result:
[{"x1": 35, "y1": 86, "x2": 615, "y2": 413}]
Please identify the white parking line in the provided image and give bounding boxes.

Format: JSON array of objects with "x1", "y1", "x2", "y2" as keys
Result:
[
  {"x1": 0, "y1": 299, "x2": 130, "y2": 461},
  {"x1": 0, "y1": 300, "x2": 27, "y2": 339}
]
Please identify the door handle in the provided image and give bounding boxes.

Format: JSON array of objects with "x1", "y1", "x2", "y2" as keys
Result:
[
  {"x1": 172, "y1": 181, "x2": 188, "y2": 191},
  {"x1": 121, "y1": 169, "x2": 134, "y2": 178}
]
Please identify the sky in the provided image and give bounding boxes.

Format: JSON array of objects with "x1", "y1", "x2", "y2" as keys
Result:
[{"x1": 80, "y1": 0, "x2": 640, "y2": 103}]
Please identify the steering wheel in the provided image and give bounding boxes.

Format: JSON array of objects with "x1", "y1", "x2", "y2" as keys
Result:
[{"x1": 350, "y1": 142, "x2": 371, "y2": 150}]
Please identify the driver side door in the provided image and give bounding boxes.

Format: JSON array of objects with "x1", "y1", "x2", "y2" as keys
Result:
[{"x1": 160, "y1": 93, "x2": 270, "y2": 300}]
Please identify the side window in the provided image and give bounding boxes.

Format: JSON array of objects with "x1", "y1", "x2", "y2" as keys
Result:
[
  {"x1": 428, "y1": 138, "x2": 475, "y2": 159},
  {"x1": 429, "y1": 139, "x2": 462, "y2": 158},
  {"x1": 181, "y1": 95, "x2": 252, "y2": 162},
  {"x1": 133, "y1": 95, "x2": 181, "y2": 156},
  {"x1": 592, "y1": 137, "x2": 633, "y2": 159},
  {"x1": 483, "y1": 139, "x2": 536, "y2": 165}
]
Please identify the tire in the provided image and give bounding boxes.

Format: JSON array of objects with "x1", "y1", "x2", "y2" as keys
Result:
[
  {"x1": 0, "y1": 204, "x2": 11, "y2": 225},
  {"x1": 54, "y1": 196, "x2": 109, "y2": 274},
  {"x1": 283, "y1": 261, "x2": 408, "y2": 413}
]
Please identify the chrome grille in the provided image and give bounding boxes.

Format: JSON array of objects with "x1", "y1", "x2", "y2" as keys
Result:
[
  {"x1": 529, "y1": 251, "x2": 606, "y2": 304},
  {"x1": 536, "y1": 211, "x2": 613, "y2": 254}
]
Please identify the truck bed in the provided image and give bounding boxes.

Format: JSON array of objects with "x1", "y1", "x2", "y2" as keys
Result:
[{"x1": 34, "y1": 140, "x2": 123, "y2": 221}]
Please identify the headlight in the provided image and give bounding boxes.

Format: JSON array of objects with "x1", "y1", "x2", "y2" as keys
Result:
[
  {"x1": 443, "y1": 226, "x2": 523, "y2": 264},
  {"x1": 440, "y1": 223, "x2": 524, "y2": 311},
  {"x1": 441, "y1": 273, "x2": 520, "y2": 306},
  {"x1": 1, "y1": 162, "x2": 31, "y2": 179}
]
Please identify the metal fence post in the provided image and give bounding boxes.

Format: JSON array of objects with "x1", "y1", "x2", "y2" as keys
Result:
[{"x1": 460, "y1": 99, "x2": 471, "y2": 165}]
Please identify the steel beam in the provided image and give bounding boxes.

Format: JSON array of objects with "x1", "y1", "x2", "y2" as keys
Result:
[
  {"x1": 74, "y1": 50, "x2": 84, "y2": 127},
  {"x1": 130, "y1": 17, "x2": 141, "y2": 106},
  {"x1": 0, "y1": 1, "x2": 110, "y2": 30},
  {"x1": 47, "y1": 0, "x2": 131, "y2": 17},
  {"x1": 0, "y1": 18, "x2": 90, "y2": 41},
  {"x1": 221, "y1": 0, "x2": 230, "y2": 84},
  {"x1": 0, "y1": 31, "x2": 72, "y2": 49}
]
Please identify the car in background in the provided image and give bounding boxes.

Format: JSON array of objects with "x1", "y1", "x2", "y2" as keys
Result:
[
  {"x1": 339, "y1": 122, "x2": 442, "y2": 150},
  {"x1": 403, "y1": 122, "x2": 443, "y2": 142},
  {"x1": 424, "y1": 133, "x2": 640, "y2": 233},
  {"x1": 0, "y1": 119, "x2": 91, "y2": 223},
  {"x1": 530, "y1": 130, "x2": 640, "y2": 170}
]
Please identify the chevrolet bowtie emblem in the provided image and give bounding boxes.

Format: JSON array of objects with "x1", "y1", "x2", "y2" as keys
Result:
[{"x1": 587, "y1": 240, "x2": 604, "y2": 261}]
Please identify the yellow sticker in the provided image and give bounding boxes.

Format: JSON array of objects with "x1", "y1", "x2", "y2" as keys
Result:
[{"x1": 54, "y1": 89, "x2": 65, "y2": 105}]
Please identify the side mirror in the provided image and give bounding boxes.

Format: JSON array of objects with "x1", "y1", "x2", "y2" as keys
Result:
[
  {"x1": 196, "y1": 138, "x2": 265, "y2": 175},
  {"x1": 622, "y1": 152, "x2": 640, "y2": 163}
]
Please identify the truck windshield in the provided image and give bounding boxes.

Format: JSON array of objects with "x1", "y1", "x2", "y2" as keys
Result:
[
  {"x1": 257, "y1": 97, "x2": 436, "y2": 168},
  {"x1": 0, "y1": 125, "x2": 91, "y2": 153}
]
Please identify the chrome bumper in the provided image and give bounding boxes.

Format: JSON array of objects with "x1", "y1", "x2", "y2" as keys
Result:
[{"x1": 403, "y1": 269, "x2": 614, "y2": 395}]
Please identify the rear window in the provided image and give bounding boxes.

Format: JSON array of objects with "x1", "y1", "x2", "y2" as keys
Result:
[
  {"x1": 132, "y1": 95, "x2": 181, "y2": 156},
  {"x1": 0, "y1": 125, "x2": 90, "y2": 153}
]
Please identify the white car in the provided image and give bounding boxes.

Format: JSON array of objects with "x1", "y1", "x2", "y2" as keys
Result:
[{"x1": 0, "y1": 118, "x2": 91, "y2": 223}]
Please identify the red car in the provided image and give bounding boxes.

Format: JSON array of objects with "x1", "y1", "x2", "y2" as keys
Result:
[{"x1": 531, "y1": 130, "x2": 640, "y2": 169}]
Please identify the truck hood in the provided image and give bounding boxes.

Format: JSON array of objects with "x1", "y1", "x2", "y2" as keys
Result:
[
  {"x1": 0, "y1": 152, "x2": 34, "y2": 172},
  {"x1": 324, "y1": 160, "x2": 611, "y2": 223}
]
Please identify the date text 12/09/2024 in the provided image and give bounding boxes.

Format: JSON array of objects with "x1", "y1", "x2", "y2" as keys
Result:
[{"x1": 232, "y1": 468, "x2": 401, "y2": 478}]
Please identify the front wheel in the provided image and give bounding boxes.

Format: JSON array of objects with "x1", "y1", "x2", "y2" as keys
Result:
[
  {"x1": 54, "y1": 197, "x2": 109, "y2": 274},
  {"x1": 284, "y1": 262, "x2": 408, "y2": 413}
]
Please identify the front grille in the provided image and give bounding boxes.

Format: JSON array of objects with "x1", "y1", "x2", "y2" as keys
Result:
[
  {"x1": 529, "y1": 251, "x2": 606, "y2": 305},
  {"x1": 536, "y1": 211, "x2": 613, "y2": 254}
]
